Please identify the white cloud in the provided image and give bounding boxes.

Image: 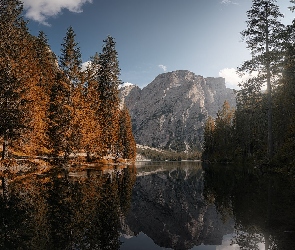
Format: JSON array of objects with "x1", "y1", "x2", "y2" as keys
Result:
[
  {"x1": 219, "y1": 68, "x2": 241, "y2": 89},
  {"x1": 158, "y1": 64, "x2": 167, "y2": 72},
  {"x1": 219, "y1": 68, "x2": 266, "y2": 91},
  {"x1": 22, "y1": 0, "x2": 93, "y2": 25},
  {"x1": 219, "y1": 68, "x2": 252, "y2": 90},
  {"x1": 221, "y1": 0, "x2": 238, "y2": 5}
]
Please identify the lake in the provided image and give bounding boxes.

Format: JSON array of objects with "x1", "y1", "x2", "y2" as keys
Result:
[{"x1": 0, "y1": 161, "x2": 294, "y2": 249}]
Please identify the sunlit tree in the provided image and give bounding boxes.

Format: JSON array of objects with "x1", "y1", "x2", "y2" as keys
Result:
[
  {"x1": 0, "y1": 0, "x2": 32, "y2": 159},
  {"x1": 238, "y1": 0, "x2": 284, "y2": 159},
  {"x1": 117, "y1": 106, "x2": 136, "y2": 160}
]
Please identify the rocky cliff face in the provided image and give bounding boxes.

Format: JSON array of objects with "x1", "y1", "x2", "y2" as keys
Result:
[{"x1": 120, "y1": 70, "x2": 235, "y2": 152}]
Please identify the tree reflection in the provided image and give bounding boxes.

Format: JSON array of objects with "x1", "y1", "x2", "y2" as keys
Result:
[
  {"x1": 0, "y1": 164, "x2": 136, "y2": 249},
  {"x1": 203, "y1": 164, "x2": 295, "y2": 250}
]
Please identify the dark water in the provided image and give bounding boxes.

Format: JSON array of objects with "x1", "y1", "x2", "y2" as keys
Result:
[{"x1": 0, "y1": 162, "x2": 294, "y2": 249}]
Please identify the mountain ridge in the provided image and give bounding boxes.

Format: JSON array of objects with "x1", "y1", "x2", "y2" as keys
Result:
[{"x1": 120, "y1": 70, "x2": 236, "y2": 152}]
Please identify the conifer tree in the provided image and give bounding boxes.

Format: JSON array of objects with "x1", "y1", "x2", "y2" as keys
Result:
[
  {"x1": 48, "y1": 72, "x2": 73, "y2": 158},
  {"x1": 0, "y1": 0, "x2": 32, "y2": 159},
  {"x1": 60, "y1": 27, "x2": 83, "y2": 156},
  {"x1": 97, "y1": 36, "x2": 122, "y2": 157},
  {"x1": 202, "y1": 116, "x2": 215, "y2": 161},
  {"x1": 35, "y1": 31, "x2": 58, "y2": 94},
  {"x1": 273, "y1": 20, "x2": 295, "y2": 162},
  {"x1": 59, "y1": 26, "x2": 82, "y2": 88},
  {"x1": 238, "y1": 0, "x2": 284, "y2": 159},
  {"x1": 117, "y1": 106, "x2": 136, "y2": 160},
  {"x1": 82, "y1": 53, "x2": 102, "y2": 159},
  {"x1": 20, "y1": 32, "x2": 59, "y2": 155},
  {"x1": 289, "y1": 0, "x2": 295, "y2": 11},
  {"x1": 48, "y1": 27, "x2": 83, "y2": 159}
]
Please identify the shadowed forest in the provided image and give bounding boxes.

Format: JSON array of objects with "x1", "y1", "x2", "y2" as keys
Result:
[
  {"x1": 203, "y1": 0, "x2": 295, "y2": 171},
  {"x1": 0, "y1": 165, "x2": 136, "y2": 249},
  {"x1": 0, "y1": 0, "x2": 136, "y2": 163}
]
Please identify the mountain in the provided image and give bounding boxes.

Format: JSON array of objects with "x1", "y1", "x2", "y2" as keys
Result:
[
  {"x1": 121, "y1": 162, "x2": 234, "y2": 249},
  {"x1": 120, "y1": 70, "x2": 236, "y2": 152}
]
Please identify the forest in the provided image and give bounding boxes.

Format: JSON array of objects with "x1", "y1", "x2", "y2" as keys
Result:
[
  {"x1": 0, "y1": 0, "x2": 136, "y2": 163},
  {"x1": 203, "y1": 0, "x2": 295, "y2": 170}
]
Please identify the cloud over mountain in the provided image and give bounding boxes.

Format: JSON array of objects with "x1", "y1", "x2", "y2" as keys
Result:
[
  {"x1": 219, "y1": 68, "x2": 260, "y2": 90},
  {"x1": 22, "y1": 0, "x2": 93, "y2": 25},
  {"x1": 158, "y1": 64, "x2": 167, "y2": 72}
]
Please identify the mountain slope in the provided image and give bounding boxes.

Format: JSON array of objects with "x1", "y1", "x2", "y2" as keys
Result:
[{"x1": 120, "y1": 70, "x2": 235, "y2": 152}]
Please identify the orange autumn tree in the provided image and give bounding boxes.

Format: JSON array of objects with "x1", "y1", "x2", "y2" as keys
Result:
[
  {"x1": 80, "y1": 53, "x2": 102, "y2": 160},
  {"x1": 0, "y1": 0, "x2": 34, "y2": 159},
  {"x1": 0, "y1": 2, "x2": 136, "y2": 161},
  {"x1": 17, "y1": 32, "x2": 59, "y2": 156},
  {"x1": 117, "y1": 105, "x2": 136, "y2": 160}
]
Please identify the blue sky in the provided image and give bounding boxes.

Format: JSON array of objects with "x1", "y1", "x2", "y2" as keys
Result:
[{"x1": 24, "y1": 0, "x2": 294, "y2": 89}]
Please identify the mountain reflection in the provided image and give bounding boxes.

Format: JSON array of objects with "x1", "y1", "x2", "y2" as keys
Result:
[
  {"x1": 0, "y1": 165, "x2": 136, "y2": 250},
  {"x1": 203, "y1": 164, "x2": 295, "y2": 250},
  {"x1": 1, "y1": 162, "x2": 293, "y2": 250},
  {"x1": 121, "y1": 161, "x2": 234, "y2": 250}
]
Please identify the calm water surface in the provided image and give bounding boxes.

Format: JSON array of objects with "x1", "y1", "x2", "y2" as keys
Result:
[{"x1": 0, "y1": 161, "x2": 294, "y2": 249}]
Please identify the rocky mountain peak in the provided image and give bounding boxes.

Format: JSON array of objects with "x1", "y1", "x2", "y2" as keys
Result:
[{"x1": 120, "y1": 70, "x2": 236, "y2": 152}]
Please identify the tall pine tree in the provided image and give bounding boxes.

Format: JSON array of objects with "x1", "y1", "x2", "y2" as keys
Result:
[
  {"x1": 238, "y1": 0, "x2": 284, "y2": 159},
  {"x1": 81, "y1": 53, "x2": 102, "y2": 160},
  {"x1": 117, "y1": 106, "x2": 136, "y2": 160},
  {"x1": 19, "y1": 31, "x2": 59, "y2": 155},
  {"x1": 59, "y1": 26, "x2": 82, "y2": 89},
  {"x1": 48, "y1": 27, "x2": 82, "y2": 159},
  {"x1": 0, "y1": 0, "x2": 32, "y2": 159},
  {"x1": 97, "y1": 36, "x2": 122, "y2": 157},
  {"x1": 273, "y1": 19, "x2": 295, "y2": 163}
]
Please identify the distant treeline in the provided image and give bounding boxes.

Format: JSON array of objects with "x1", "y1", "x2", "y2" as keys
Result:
[
  {"x1": 137, "y1": 148, "x2": 201, "y2": 161},
  {"x1": 203, "y1": 0, "x2": 295, "y2": 170},
  {"x1": 0, "y1": 0, "x2": 136, "y2": 161}
]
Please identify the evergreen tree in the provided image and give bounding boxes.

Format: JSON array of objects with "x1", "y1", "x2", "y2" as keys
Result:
[
  {"x1": 0, "y1": 0, "x2": 31, "y2": 159},
  {"x1": 202, "y1": 116, "x2": 215, "y2": 161},
  {"x1": 48, "y1": 72, "x2": 73, "y2": 158},
  {"x1": 59, "y1": 26, "x2": 82, "y2": 89},
  {"x1": 35, "y1": 31, "x2": 58, "y2": 94},
  {"x1": 289, "y1": 0, "x2": 295, "y2": 12},
  {"x1": 97, "y1": 36, "x2": 122, "y2": 157},
  {"x1": 238, "y1": 0, "x2": 284, "y2": 159},
  {"x1": 235, "y1": 91, "x2": 268, "y2": 161},
  {"x1": 20, "y1": 31, "x2": 58, "y2": 155},
  {"x1": 117, "y1": 106, "x2": 136, "y2": 160},
  {"x1": 202, "y1": 101, "x2": 235, "y2": 162},
  {"x1": 82, "y1": 53, "x2": 102, "y2": 159},
  {"x1": 272, "y1": 20, "x2": 295, "y2": 164},
  {"x1": 214, "y1": 101, "x2": 235, "y2": 162},
  {"x1": 48, "y1": 27, "x2": 83, "y2": 159}
]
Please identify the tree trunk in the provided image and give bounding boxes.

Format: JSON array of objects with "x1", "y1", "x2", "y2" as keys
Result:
[
  {"x1": 267, "y1": 74, "x2": 273, "y2": 159},
  {"x1": 86, "y1": 151, "x2": 91, "y2": 162},
  {"x1": 2, "y1": 138, "x2": 8, "y2": 160},
  {"x1": 265, "y1": 3, "x2": 274, "y2": 159}
]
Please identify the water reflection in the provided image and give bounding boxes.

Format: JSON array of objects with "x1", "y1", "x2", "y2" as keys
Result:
[
  {"x1": 121, "y1": 161, "x2": 234, "y2": 249},
  {"x1": 0, "y1": 165, "x2": 136, "y2": 250},
  {"x1": 203, "y1": 164, "x2": 295, "y2": 250},
  {"x1": 0, "y1": 162, "x2": 294, "y2": 249}
]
